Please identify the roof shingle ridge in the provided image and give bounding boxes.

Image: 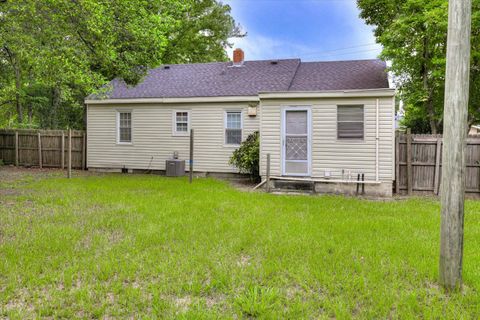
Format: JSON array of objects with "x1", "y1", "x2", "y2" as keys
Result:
[
  {"x1": 158, "y1": 58, "x2": 302, "y2": 68},
  {"x1": 287, "y1": 59, "x2": 302, "y2": 91}
]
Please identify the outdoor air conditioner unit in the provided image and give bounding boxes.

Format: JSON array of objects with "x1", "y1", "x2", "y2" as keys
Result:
[{"x1": 166, "y1": 159, "x2": 185, "y2": 177}]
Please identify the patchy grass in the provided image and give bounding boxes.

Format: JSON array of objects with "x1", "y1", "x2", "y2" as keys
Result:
[{"x1": 1, "y1": 170, "x2": 480, "y2": 318}]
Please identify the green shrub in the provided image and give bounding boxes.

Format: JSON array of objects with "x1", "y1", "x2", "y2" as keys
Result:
[{"x1": 229, "y1": 131, "x2": 259, "y2": 180}]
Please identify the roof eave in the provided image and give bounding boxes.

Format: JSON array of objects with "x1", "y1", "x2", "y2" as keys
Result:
[
  {"x1": 85, "y1": 95, "x2": 260, "y2": 105},
  {"x1": 85, "y1": 88, "x2": 396, "y2": 105},
  {"x1": 258, "y1": 88, "x2": 396, "y2": 99}
]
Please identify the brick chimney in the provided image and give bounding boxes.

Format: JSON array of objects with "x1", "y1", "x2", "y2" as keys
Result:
[{"x1": 233, "y1": 48, "x2": 244, "y2": 65}]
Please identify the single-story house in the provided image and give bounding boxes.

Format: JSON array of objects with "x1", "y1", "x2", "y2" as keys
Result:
[{"x1": 86, "y1": 49, "x2": 395, "y2": 196}]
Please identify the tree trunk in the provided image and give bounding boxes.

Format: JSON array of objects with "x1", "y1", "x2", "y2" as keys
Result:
[
  {"x1": 51, "y1": 86, "x2": 61, "y2": 129},
  {"x1": 3, "y1": 47, "x2": 23, "y2": 123},
  {"x1": 28, "y1": 104, "x2": 33, "y2": 125},
  {"x1": 427, "y1": 91, "x2": 437, "y2": 134},
  {"x1": 422, "y1": 37, "x2": 438, "y2": 134},
  {"x1": 13, "y1": 64, "x2": 23, "y2": 123}
]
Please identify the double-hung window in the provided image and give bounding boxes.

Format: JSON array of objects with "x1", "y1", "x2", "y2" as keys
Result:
[
  {"x1": 337, "y1": 105, "x2": 364, "y2": 140},
  {"x1": 225, "y1": 111, "x2": 242, "y2": 145},
  {"x1": 173, "y1": 111, "x2": 190, "y2": 135},
  {"x1": 118, "y1": 111, "x2": 132, "y2": 143}
]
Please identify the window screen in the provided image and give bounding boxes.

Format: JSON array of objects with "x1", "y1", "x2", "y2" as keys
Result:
[
  {"x1": 118, "y1": 112, "x2": 132, "y2": 143},
  {"x1": 225, "y1": 111, "x2": 242, "y2": 145},
  {"x1": 175, "y1": 111, "x2": 189, "y2": 133},
  {"x1": 337, "y1": 105, "x2": 364, "y2": 139}
]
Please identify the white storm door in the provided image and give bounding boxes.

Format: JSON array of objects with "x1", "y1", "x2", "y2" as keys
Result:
[{"x1": 282, "y1": 108, "x2": 311, "y2": 176}]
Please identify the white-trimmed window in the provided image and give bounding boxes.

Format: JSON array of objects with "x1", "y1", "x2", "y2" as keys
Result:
[
  {"x1": 225, "y1": 111, "x2": 242, "y2": 145},
  {"x1": 337, "y1": 105, "x2": 364, "y2": 140},
  {"x1": 173, "y1": 111, "x2": 190, "y2": 135},
  {"x1": 117, "y1": 111, "x2": 132, "y2": 143}
]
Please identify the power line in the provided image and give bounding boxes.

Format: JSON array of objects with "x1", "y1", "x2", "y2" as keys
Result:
[
  {"x1": 231, "y1": 0, "x2": 354, "y2": 2},
  {"x1": 298, "y1": 43, "x2": 379, "y2": 56},
  {"x1": 269, "y1": 48, "x2": 382, "y2": 60},
  {"x1": 314, "y1": 48, "x2": 381, "y2": 57}
]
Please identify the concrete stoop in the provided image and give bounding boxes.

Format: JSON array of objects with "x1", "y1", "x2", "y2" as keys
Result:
[{"x1": 268, "y1": 179, "x2": 393, "y2": 197}]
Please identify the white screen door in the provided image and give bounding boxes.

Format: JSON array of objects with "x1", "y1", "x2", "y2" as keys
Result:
[{"x1": 282, "y1": 108, "x2": 311, "y2": 176}]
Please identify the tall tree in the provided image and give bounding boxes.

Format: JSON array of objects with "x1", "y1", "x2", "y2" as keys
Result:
[
  {"x1": 160, "y1": 0, "x2": 244, "y2": 64},
  {"x1": 0, "y1": 0, "x2": 242, "y2": 129},
  {"x1": 357, "y1": 0, "x2": 480, "y2": 134}
]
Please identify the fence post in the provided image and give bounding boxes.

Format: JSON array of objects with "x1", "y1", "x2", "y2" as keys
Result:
[
  {"x1": 82, "y1": 131, "x2": 86, "y2": 170},
  {"x1": 189, "y1": 129, "x2": 194, "y2": 183},
  {"x1": 434, "y1": 137, "x2": 442, "y2": 195},
  {"x1": 68, "y1": 129, "x2": 72, "y2": 178},
  {"x1": 395, "y1": 131, "x2": 400, "y2": 194},
  {"x1": 37, "y1": 132, "x2": 42, "y2": 169},
  {"x1": 406, "y1": 128, "x2": 413, "y2": 195},
  {"x1": 15, "y1": 131, "x2": 19, "y2": 166},
  {"x1": 266, "y1": 153, "x2": 271, "y2": 193},
  {"x1": 61, "y1": 131, "x2": 65, "y2": 169}
]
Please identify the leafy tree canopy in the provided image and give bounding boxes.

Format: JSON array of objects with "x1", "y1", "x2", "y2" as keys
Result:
[
  {"x1": 357, "y1": 0, "x2": 480, "y2": 133},
  {"x1": 0, "y1": 0, "x2": 243, "y2": 129}
]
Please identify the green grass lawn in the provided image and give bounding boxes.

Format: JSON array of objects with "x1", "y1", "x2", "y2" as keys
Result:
[{"x1": 1, "y1": 170, "x2": 480, "y2": 319}]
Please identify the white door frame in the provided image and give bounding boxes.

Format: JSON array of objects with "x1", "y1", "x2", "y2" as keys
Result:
[{"x1": 281, "y1": 106, "x2": 312, "y2": 176}]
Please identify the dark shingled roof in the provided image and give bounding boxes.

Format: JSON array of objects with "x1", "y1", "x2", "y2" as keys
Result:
[
  {"x1": 288, "y1": 59, "x2": 389, "y2": 91},
  {"x1": 98, "y1": 58, "x2": 389, "y2": 99}
]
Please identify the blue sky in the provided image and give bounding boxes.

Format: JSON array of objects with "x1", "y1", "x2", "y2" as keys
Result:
[{"x1": 224, "y1": 0, "x2": 382, "y2": 62}]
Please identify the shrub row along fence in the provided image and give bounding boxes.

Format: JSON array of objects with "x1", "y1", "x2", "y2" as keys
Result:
[
  {"x1": 396, "y1": 130, "x2": 480, "y2": 195},
  {"x1": 0, "y1": 129, "x2": 86, "y2": 169}
]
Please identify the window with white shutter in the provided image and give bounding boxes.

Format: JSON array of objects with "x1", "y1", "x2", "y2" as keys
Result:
[{"x1": 337, "y1": 105, "x2": 364, "y2": 140}]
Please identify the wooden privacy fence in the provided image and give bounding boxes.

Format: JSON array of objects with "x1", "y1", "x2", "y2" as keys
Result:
[
  {"x1": 0, "y1": 129, "x2": 86, "y2": 169},
  {"x1": 396, "y1": 130, "x2": 480, "y2": 195}
]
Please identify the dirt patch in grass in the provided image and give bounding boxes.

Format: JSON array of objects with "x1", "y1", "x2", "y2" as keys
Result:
[
  {"x1": 3, "y1": 288, "x2": 35, "y2": 317},
  {"x1": 205, "y1": 293, "x2": 226, "y2": 309},
  {"x1": 0, "y1": 166, "x2": 97, "y2": 185},
  {"x1": 0, "y1": 188, "x2": 21, "y2": 196},
  {"x1": 174, "y1": 295, "x2": 192, "y2": 312},
  {"x1": 237, "y1": 254, "x2": 251, "y2": 268}
]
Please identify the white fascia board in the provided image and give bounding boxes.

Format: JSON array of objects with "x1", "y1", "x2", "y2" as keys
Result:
[
  {"x1": 85, "y1": 96, "x2": 260, "y2": 105},
  {"x1": 258, "y1": 88, "x2": 396, "y2": 99}
]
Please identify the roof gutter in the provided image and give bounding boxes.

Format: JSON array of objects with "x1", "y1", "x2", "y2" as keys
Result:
[
  {"x1": 85, "y1": 89, "x2": 395, "y2": 105},
  {"x1": 85, "y1": 95, "x2": 260, "y2": 105},
  {"x1": 258, "y1": 88, "x2": 396, "y2": 99}
]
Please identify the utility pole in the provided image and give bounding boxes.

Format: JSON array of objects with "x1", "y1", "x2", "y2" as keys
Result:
[{"x1": 439, "y1": 0, "x2": 471, "y2": 290}]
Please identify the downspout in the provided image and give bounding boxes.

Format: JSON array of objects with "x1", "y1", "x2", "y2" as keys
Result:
[{"x1": 375, "y1": 98, "x2": 379, "y2": 182}]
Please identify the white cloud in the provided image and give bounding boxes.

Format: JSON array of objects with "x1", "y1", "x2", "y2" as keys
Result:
[{"x1": 225, "y1": 0, "x2": 383, "y2": 61}]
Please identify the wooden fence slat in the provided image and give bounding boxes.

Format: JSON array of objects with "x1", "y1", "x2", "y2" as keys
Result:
[
  {"x1": 82, "y1": 132, "x2": 86, "y2": 170},
  {"x1": 406, "y1": 128, "x2": 413, "y2": 195},
  {"x1": 61, "y1": 131, "x2": 65, "y2": 169},
  {"x1": 434, "y1": 138, "x2": 442, "y2": 195},
  {"x1": 37, "y1": 132, "x2": 42, "y2": 168},
  {"x1": 68, "y1": 129, "x2": 72, "y2": 178},
  {"x1": 395, "y1": 131, "x2": 400, "y2": 193},
  {"x1": 15, "y1": 131, "x2": 19, "y2": 166}
]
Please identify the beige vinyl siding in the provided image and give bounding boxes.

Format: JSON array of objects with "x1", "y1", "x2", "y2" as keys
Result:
[
  {"x1": 259, "y1": 97, "x2": 394, "y2": 181},
  {"x1": 87, "y1": 102, "x2": 259, "y2": 172}
]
